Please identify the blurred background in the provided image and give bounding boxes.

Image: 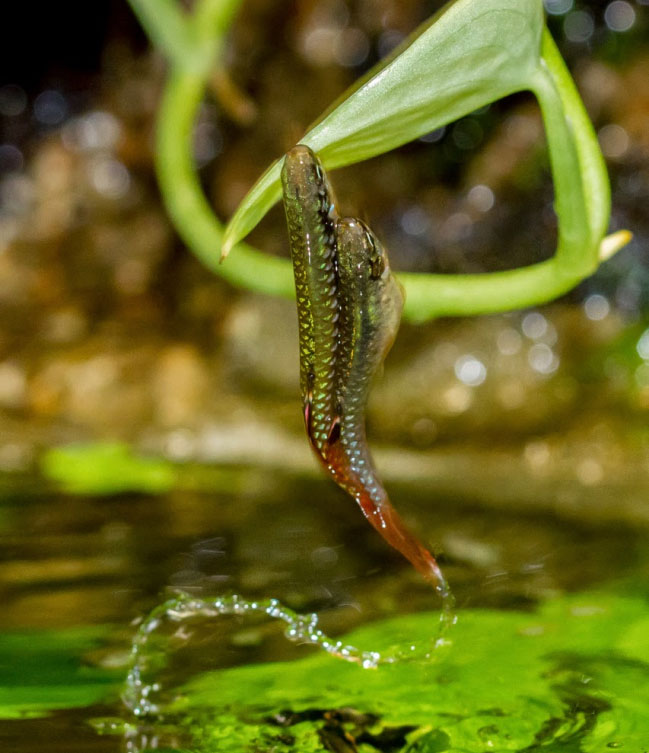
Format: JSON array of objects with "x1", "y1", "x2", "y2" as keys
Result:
[
  {"x1": 1, "y1": 2, "x2": 649, "y2": 745},
  {"x1": 0, "y1": 0, "x2": 649, "y2": 753},
  {"x1": 1, "y1": 0, "x2": 648, "y2": 469}
]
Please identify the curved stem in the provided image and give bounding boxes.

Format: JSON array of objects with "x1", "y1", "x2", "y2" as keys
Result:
[
  {"x1": 400, "y1": 259, "x2": 578, "y2": 322},
  {"x1": 155, "y1": 70, "x2": 295, "y2": 297},
  {"x1": 128, "y1": 0, "x2": 244, "y2": 74},
  {"x1": 127, "y1": 0, "x2": 206, "y2": 73}
]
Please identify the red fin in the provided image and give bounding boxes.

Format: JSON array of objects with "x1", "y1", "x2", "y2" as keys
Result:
[
  {"x1": 303, "y1": 396, "x2": 311, "y2": 432},
  {"x1": 356, "y1": 491, "x2": 451, "y2": 601},
  {"x1": 327, "y1": 416, "x2": 341, "y2": 445},
  {"x1": 304, "y1": 394, "x2": 320, "y2": 453}
]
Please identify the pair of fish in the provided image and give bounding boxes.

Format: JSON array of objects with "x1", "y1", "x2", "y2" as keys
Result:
[{"x1": 281, "y1": 145, "x2": 451, "y2": 606}]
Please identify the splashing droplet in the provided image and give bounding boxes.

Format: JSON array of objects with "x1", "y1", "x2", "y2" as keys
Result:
[{"x1": 122, "y1": 591, "x2": 454, "y2": 716}]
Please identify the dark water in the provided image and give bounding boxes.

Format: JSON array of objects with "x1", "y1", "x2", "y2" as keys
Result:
[{"x1": 1, "y1": 468, "x2": 648, "y2": 751}]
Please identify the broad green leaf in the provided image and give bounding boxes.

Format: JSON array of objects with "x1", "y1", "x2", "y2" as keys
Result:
[
  {"x1": 172, "y1": 591, "x2": 649, "y2": 751},
  {"x1": 221, "y1": 0, "x2": 544, "y2": 257}
]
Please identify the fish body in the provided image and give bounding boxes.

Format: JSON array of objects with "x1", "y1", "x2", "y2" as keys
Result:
[
  {"x1": 282, "y1": 146, "x2": 451, "y2": 603},
  {"x1": 281, "y1": 145, "x2": 338, "y2": 454},
  {"x1": 332, "y1": 218, "x2": 450, "y2": 598},
  {"x1": 329, "y1": 216, "x2": 403, "y2": 504}
]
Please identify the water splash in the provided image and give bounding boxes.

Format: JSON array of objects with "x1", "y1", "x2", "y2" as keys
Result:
[{"x1": 123, "y1": 592, "x2": 455, "y2": 717}]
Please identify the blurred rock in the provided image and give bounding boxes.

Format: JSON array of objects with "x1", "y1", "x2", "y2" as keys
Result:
[
  {"x1": 0, "y1": 360, "x2": 27, "y2": 410},
  {"x1": 221, "y1": 295, "x2": 298, "y2": 394},
  {"x1": 152, "y1": 345, "x2": 211, "y2": 428}
]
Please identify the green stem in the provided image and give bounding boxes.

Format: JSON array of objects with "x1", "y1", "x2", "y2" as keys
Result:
[
  {"x1": 538, "y1": 27, "x2": 610, "y2": 247},
  {"x1": 148, "y1": 0, "x2": 293, "y2": 296},
  {"x1": 190, "y1": 0, "x2": 242, "y2": 47},
  {"x1": 127, "y1": 0, "x2": 200, "y2": 70},
  {"x1": 400, "y1": 26, "x2": 613, "y2": 322},
  {"x1": 401, "y1": 259, "x2": 579, "y2": 323},
  {"x1": 156, "y1": 71, "x2": 295, "y2": 296},
  {"x1": 532, "y1": 48, "x2": 591, "y2": 273},
  {"x1": 128, "y1": 0, "x2": 240, "y2": 74}
]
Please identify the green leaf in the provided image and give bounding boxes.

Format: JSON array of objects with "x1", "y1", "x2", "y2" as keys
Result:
[
  {"x1": 40, "y1": 442, "x2": 177, "y2": 495},
  {"x1": 172, "y1": 591, "x2": 649, "y2": 751},
  {"x1": 221, "y1": 0, "x2": 544, "y2": 257},
  {"x1": 0, "y1": 628, "x2": 119, "y2": 719}
]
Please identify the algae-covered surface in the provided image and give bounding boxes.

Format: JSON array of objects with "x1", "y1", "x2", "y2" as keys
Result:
[
  {"x1": 174, "y1": 591, "x2": 649, "y2": 752},
  {"x1": 2, "y1": 579, "x2": 649, "y2": 751}
]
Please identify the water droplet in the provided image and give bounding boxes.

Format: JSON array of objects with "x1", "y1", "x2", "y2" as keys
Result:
[
  {"x1": 454, "y1": 355, "x2": 487, "y2": 387},
  {"x1": 497, "y1": 327, "x2": 522, "y2": 355},
  {"x1": 598, "y1": 124, "x2": 629, "y2": 160},
  {"x1": 528, "y1": 343, "x2": 559, "y2": 375},
  {"x1": 467, "y1": 184, "x2": 495, "y2": 212},
  {"x1": 522, "y1": 311, "x2": 548, "y2": 339},
  {"x1": 634, "y1": 363, "x2": 649, "y2": 388},
  {"x1": 419, "y1": 126, "x2": 445, "y2": 143},
  {"x1": 401, "y1": 205, "x2": 430, "y2": 236},
  {"x1": 0, "y1": 84, "x2": 27, "y2": 117},
  {"x1": 544, "y1": 0, "x2": 574, "y2": 15},
  {"x1": 584, "y1": 293, "x2": 610, "y2": 321},
  {"x1": 334, "y1": 27, "x2": 369, "y2": 67},
  {"x1": 564, "y1": 10, "x2": 595, "y2": 42},
  {"x1": 442, "y1": 384, "x2": 473, "y2": 413},
  {"x1": 452, "y1": 118, "x2": 483, "y2": 150},
  {"x1": 604, "y1": 1, "x2": 635, "y2": 32},
  {"x1": 311, "y1": 546, "x2": 339, "y2": 568},
  {"x1": 0, "y1": 144, "x2": 23, "y2": 172},
  {"x1": 576, "y1": 458, "x2": 604, "y2": 486},
  {"x1": 637, "y1": 329, "x2": 649, "y2": 360},
  {"x1": 61, "y1": 110, "x2": 121, "y2": 152},
  {"x1": 34, "y1": 89, "x2": 68, "y2": 126},
  {"x1": 122, "y1": 590, "x2": 455, "y2": 714},
  {"x1": 377, "y1": 29, "x2": 404, "y2": 57}
]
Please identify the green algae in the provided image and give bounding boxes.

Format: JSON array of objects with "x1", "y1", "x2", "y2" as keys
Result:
[
  {"x1": 172, "y1": 590, "x2": 649, "y2": 751},
  {"x1": 3, "y1": 590, "x2": 648, "y2": 750}
]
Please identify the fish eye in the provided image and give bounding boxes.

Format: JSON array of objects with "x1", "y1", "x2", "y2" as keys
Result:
[
  {"x1": 361, "y1": 227, "x2": 385, "y2": 278},
  {"x1": 369, "y1": 254, "x2": 385, "y2": 279},
  {"x1": 369, "y1": 247, "x2": 385, "y2": 278}
]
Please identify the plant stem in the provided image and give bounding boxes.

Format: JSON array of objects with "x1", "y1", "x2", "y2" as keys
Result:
[
  {"x1": 127, "y1": 0, "x2": 199, "y2": 71},
  {"x1": 400, "y1": 26, "x2": 614, "y2": 321},
  {"x1": 156, "y1": 71, "x2": 295, "y2": 297},
  {"x1": 128, "y1": 0, "x2": 240, "y2": 74}
]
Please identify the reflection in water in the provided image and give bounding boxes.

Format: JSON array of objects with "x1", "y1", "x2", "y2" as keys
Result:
[{"x1": 123, "y1": 591, "x2": 456, "y2": 717}]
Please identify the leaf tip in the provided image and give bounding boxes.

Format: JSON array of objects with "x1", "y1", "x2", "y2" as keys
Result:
[
  {"x1": 599, "y1": 229, "x2": 633, "y2": 262},
  {"x1": 220, "y1": 228, "x2": 236, "y2": 262}
]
